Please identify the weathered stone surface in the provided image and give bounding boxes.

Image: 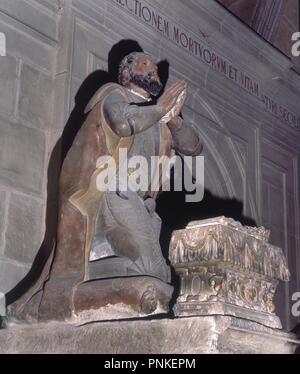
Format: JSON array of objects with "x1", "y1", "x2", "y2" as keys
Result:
[
  {"x1": 5, "y1": 193, "x2": 43, "y2": 264},
  {"x1": 72, "y1": 276, "x2": 174, "y2": 322},
  {"x1": 0, "y1": 259, "x2": 29, "y2": 294},
  {"x1": 0, "y1": 316, "x2": 298, "y2": 354},
  {"x1": 0, "y1": 293, "x2": 5, "y2": 317},
  {"x1": 170, "y1": 217, "x2": 290, "y2": 329},
  {"x1": 18, "y1": 64, "x2": 53, "y2": 130},
  {"x1": 0, "y1": 22, "x2": 55, "y2": 72},
  {"x1": 0, "y1": 119, "x2": 46, "y2": 195},
  {"x1": 13, "y1": 274, "x2": 174, "y2": 324},
  {"x1": 0, "y1": 293, "x2": 6, "y2": 329},
  {"x1": 0, "y1": 0, "x2": 57, "y2": 300},
  {"x1": 0, "y1": 0, "x2": 59, "y2": 42},
  {"x1": 218, "y1": 0, "x2": 298, "y2": 58},
  {"x1": 0, "y1": 55, "x2": 17, "y2": 116},
  {"x1": 0, "y1": 191, "x2": 7, "y2": 254}
]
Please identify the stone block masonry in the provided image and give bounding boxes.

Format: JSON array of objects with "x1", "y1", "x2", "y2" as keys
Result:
[{"x1": 0, "y1": 0, "x2": 57, "y2": 296}]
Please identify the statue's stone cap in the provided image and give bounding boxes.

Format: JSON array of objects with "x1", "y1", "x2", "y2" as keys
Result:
[{"x1": 187, "y1": 216, "x2": 271, "y2": 241}]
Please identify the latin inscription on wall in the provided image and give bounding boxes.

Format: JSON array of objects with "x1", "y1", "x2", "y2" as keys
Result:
[{"x1": 113, "y1": 0, "x2": 300, "y2": 130}]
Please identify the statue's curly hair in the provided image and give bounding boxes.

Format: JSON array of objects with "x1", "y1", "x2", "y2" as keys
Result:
[{"x1": 118, "y1": 52, "x2": 153, "y2": 86}]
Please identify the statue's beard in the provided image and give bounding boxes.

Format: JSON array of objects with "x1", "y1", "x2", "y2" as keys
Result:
[{"x1": 130, "y1": 72, "x2": 163, "y2": 97}]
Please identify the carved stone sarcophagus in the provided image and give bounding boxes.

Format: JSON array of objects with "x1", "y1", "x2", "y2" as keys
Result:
[{"x1": 169, "y1": 217, "x2": 290, "y2": 329}]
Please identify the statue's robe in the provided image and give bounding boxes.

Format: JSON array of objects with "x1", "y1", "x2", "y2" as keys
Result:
[{"x1": 11, "y1": 83, "x2": 202, "y2": 321}]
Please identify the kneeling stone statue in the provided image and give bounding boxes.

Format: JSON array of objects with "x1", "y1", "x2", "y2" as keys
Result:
[{"x1": 11, "y1": 52, "x2": 202, "y2": 322}]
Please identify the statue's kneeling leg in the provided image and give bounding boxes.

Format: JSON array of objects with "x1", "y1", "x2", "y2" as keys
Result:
[
  {"x1": 91, "y1": 190, "x2": 170, "y2": 283},
  {"x1": 73, "y1": 190, "x2": 174, "y2": 321}
]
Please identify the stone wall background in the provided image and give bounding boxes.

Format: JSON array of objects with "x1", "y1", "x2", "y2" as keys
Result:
[
  {"x1": 0, "y1": 0, "x2": 59, "y2": 295},
  {"x1": 0, "y1": 0, "x2": 299, "y2": 331}
]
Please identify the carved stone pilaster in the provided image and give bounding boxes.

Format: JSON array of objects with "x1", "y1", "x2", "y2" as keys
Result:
[
  {"x1": 169, "y1": 217, "x2": 290, "y2": 329},
  {"x1": 0, "y1": 293, "x2": 6, "y2": 329},
  {"x1": 251, "y1": 0, "x2": 285, "y2": 42}
]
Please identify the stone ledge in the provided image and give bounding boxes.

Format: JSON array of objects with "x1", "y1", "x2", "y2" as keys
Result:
[{"x1": 0, "y1": 316, "x2": 298, "y2": 354}]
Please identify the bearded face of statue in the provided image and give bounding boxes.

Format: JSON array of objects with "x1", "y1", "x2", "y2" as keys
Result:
[{"x1": 121, "y1": 53, "x2": 163, "y2": 97}]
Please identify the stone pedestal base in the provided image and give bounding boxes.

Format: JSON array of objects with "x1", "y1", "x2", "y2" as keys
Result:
[
  {"x1": 1, "y1": 316, "x2": 298, "y2": 354},
  {"x1": 72, "y1": 276, "x2": 174, "y2": 323},
  {"x1": 11, "y1": 275, "x2": 173, "y2": 323}
]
